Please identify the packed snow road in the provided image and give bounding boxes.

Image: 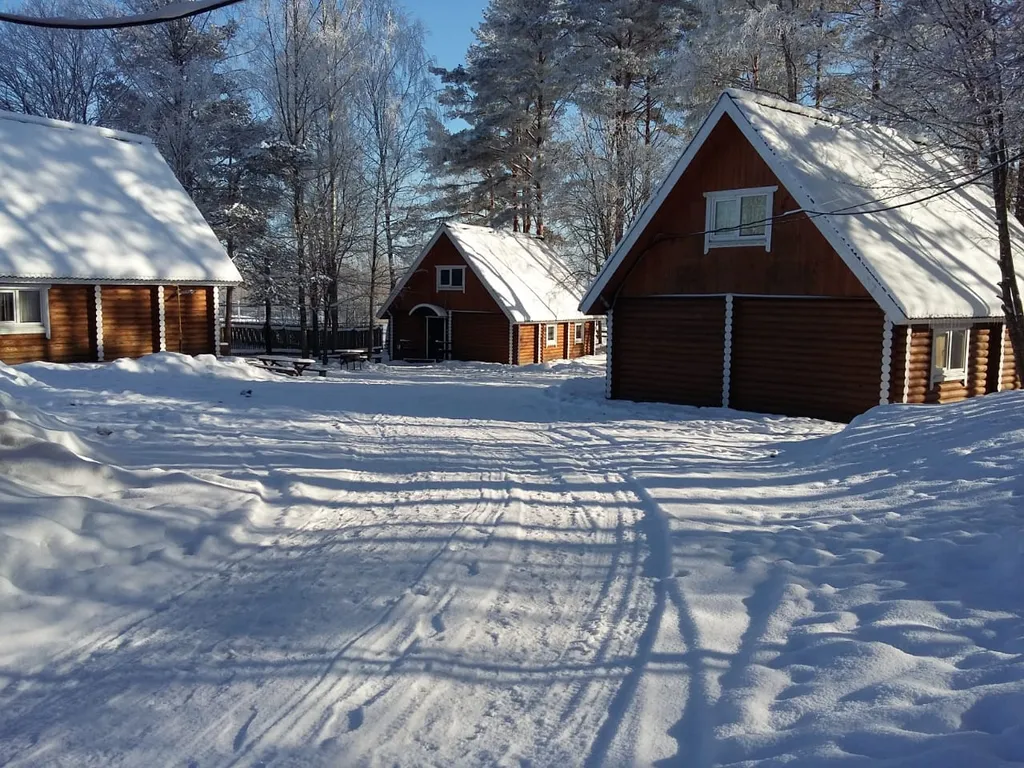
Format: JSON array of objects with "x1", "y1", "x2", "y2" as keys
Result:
[{"x1": 0, "y1": 354, "x2": 1022, "y2": 767}]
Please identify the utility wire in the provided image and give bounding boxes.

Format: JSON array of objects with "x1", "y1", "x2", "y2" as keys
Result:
[
  {"x1": 600, "y1": 148, "x2": 1024, "y2": 309},
  {"x1": 0, "y1": 0, "x2": 246, "y2": 29}
]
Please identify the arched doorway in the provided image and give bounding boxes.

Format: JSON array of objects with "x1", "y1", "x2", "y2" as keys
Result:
[{"x1": 408, "y1": 304, "x2": 449, "y2": 361}]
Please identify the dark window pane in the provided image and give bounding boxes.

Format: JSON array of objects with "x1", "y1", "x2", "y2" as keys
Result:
[
  {"x1": 451, "y1": 269, "x2": 464, "y2": 287},
  {"x1": 440, "y1": 269, "x2": 451, "y2": 286},
  {"x1": 18, "y1": 290, "x2": 41, "y2": 323},
  {"x1": 0, "y1": 292, "x2": 13, "y2": 322}
]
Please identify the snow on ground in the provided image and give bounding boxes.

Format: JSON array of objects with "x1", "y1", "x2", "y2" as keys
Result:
[{"x1": 0, "y1": 353, "x2": 1022, "y2": 767}]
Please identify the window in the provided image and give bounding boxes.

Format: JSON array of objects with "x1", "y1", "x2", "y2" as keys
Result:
[
  {"x1": 574, "y1": 322, "x2": 584, "y2": 344},
  {"x1": 932, "y1": 328, "x2": 969, "y2": 383},
  {"x1": 545, "y1": 324, "x2": 558, "y2": 347},
  {"x1": 0, "y1": 287, "x2": 47, "y2": 335},
  {"x1": 437, "y1": 266, "x2": 466, "y2": 292},
  {"x1": 704, "y1": 187, "x2": 776, "y2": 253}
]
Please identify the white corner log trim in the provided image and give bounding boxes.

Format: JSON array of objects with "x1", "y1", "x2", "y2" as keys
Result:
[
  {"x1": 605, "y1": 309, "x2": 614, "y2": 399},
  {"x1": 509, "y1": 324, "x2": 515, "y2": 365},
  {"x1": 901, "y1": 326, "x2": 912, "y2": 403},
  {"x1": 212, "y1": 287, "x2": 221, "y2": 357},
  {"x1": 880, "y1": 318, "x2": 894, "y2": 406},
  {"x1": 722, "y1": 294, "x2": 734, "y2": 408},
  {"x1": 998, "y1": 324, "x2": 1007, "y2": 392},
  {"x1": 94, "y1": 285, "x2": 104, "y2": 362},
  {"x1": 157, "y1": 286, "x2": 167, "y2": 352}
]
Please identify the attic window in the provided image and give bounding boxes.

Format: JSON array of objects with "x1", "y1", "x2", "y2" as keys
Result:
[
  {"x1": 437, "y1": 266, "x2": 465, "y2": 292},
  {"x1": 704, "y1": 187, "x2": 776, "y2": 253},
  {"x1": 0, "y1": 287, "x2": 48, "y2": 336},
  {"x1": 932, "y1": 327, "x2": 969, "y2": 384}
]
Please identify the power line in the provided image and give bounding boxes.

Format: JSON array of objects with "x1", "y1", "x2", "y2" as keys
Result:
[
  {"x1": 0, "y1": 0, "x2": 247, "y2": 30},
  {"x1": 603, "y1": 149, "x2": 1024, "y2": 308}
]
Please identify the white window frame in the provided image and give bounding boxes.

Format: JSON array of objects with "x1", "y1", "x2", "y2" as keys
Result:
[
  {"x1": 545, "y1": 323, "x2": 558, "y2": 347},
  {"x1": 436, "y1": 266, "x2": 466, "y2": 292},
  {"x1": 703, "y1": 186, "x2": 777, "y2": 254},
  {"x1": 574, "y1": 322, "x2": 584, "y2": 344},
  {"x1": 931, "y1": 326, "x2": 970, "y2": 384},
  {"x1": 0, "y1": 285, "x2": 49, "y2": 337}
]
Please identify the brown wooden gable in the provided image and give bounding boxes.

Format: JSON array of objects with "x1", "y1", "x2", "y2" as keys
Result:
[
  {"x1": 600, "y1": 115, "x2": 871, "y2": 304},
  {"x1": 386, "y1": 233, "x2": 508, "y2": 317}
]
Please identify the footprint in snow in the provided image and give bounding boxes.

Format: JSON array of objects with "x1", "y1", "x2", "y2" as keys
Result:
[
  {"x1": 347, "y1": 706, "x2": 364, "y2": 732},
  {"x1": 467, "y1": 560, "x2": 481, "y2": 576},
  {"x1": 432, "y1": 613, "x2": 447, "y2": 634},
  {"x1": 233, "y1": 706, "x2": 258, "y2": 752}
]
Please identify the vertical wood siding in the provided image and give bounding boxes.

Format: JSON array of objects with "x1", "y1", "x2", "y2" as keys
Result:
[
  {"x1": 388, "y1": 234, "x2": 506, "y2": 316},
  {"x1": 164, "y1": 286, "x2": 213, "y2": 355},
  {"x1": 451, "y1": 312, "x2": 510, "y2": 363},
  {"x1": 730, "y1": 298, "x2": 884, "y2": 422},
  {"x1": 0, "y1": 285, "x2": 95, "y2": 364},
  {"x1": 101, "y1": 285, "x2": 159, "y2": 360},
  {"x1": 612, "y1": 297, "x2": 725, "y2": 407},
  {"x1": 516, "y1": 324, "x2": 538, "y2": 365},
  {"x1": 612, "y1": 116, "x2": 869, "y2": 301}
]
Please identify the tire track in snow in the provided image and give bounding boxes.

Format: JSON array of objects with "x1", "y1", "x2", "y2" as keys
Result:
[
  {"x1": 0, "y1": 458, "x2": 446, "y2": 768},
  {"x1": 218, "y1": 470, "x2": 519, "y2": 766}
]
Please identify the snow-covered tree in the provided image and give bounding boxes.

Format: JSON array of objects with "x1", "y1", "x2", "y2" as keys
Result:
[
  {"x1": 0, "y1": 0, "x2": 111, "y2": 123},
  {"x1": 428, "y1": 0, "x2": 574, "y2": 235}
]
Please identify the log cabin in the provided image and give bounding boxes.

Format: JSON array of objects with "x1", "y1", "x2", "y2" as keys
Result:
[
  {"x1": 0, "y1": 110, "x2": 241, "y2": 366},
  {"x1": 380, "y1": 223, "x2": 597, "y2": 364},
  {"x1": 580, "y1": 89, "x2": 1024, "y2": 422}
]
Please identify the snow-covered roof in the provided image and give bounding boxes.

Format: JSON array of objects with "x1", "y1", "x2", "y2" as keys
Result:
[
  {"x1": 382, "y1": 223, "x2": 591, "y2": 323},
  {"x1": 0, "y1": 110, "x2": 241, "y2": 285},
  {"x1": 582, "y1": 89, "x2": 1024, "y2": 322}
]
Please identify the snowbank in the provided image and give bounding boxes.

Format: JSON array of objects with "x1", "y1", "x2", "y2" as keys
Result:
[{"x1": 0, "y1": 386, "x2": 272, "y2": 671}]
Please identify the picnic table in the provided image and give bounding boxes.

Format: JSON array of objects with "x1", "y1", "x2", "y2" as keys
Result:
[{"x1": 250, "y1": 355, "x2": 328, "y2": 377}]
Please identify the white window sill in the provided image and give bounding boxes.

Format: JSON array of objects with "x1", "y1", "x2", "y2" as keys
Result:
[
  {"x1": 436, "y1": 287, "x2": 465, "y2": 292},
  {"x1": 706, "y1": 238, "x2": 768, "y2": 249},
  {"x1": 932, "y1": 369, "x2": 967, "y2": 384},
  {"x1": 0, "y1": 323, "x2": 46, "y2": 336}
]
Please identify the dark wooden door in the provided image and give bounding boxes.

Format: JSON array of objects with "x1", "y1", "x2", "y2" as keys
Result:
[{"x1": 427, "y1": 316, "x2": 446, "y2": 361}]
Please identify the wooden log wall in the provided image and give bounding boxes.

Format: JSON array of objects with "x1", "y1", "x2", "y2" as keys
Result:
[
  {"x1": 888, "y1": 326, "x2": 909, "y2": 404},
  {"x1": 899, "y1": 324, "x2": 1003, "y2": 405},
  {"x1": 450, "y1": 312, "x2": 510, "y2": 364},
  {"x1": 567, "y1": 322, "x2": 589, "y2": 359},
  {"x1": 612, "y1": 297, "x2": 725, "y2": 407},
  {"x1": 101, "y1": 285, "x2": 159, "y2": 360},
  {"x1": 542, "y1": 323, "x2": 568, "y2": 363},
  {"x1": 0, "y1": 285, "x2": 96, "y2": 365},
  {"x1": 729, "y1": 298, "x2": 883, "y2": 422},
  {"x1": 1001, "y1": 327, "x2": 1020, "y2": 391},
  {"x1": 516, "y1": 324, "x2": 538, "y2": 365},
  {"x1": 164, "y1": 286, "x2": 213, "y2": 356}
]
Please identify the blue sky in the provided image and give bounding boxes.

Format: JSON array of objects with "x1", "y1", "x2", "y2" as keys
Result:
[{"x1": 408, "y1": 0, "x2": 488, "y2": 69}]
